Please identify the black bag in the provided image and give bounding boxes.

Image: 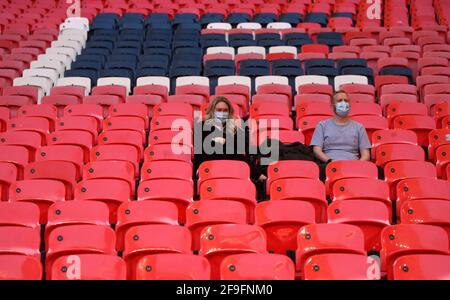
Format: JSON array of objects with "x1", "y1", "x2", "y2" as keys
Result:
[{"x1": 257, "y1": 139, "x2": 317, "y2": 176}]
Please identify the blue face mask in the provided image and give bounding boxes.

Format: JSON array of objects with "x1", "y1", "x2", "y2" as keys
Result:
[
  {"x1": 335, "y1": 101, "x2": 350, "y2": 117},
  {"x1": 214, "y1": 111, "x2": 229, "y2": 122}
]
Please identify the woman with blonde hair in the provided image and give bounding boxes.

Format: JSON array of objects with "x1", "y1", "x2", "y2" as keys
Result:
[{"x1": 194, "y1": 96, "x2": 259, "y2": 178}]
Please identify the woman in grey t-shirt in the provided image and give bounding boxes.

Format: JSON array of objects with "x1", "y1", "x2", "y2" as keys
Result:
[{"x1": 310, "y1": 90, "x2": 372, "y2": 181}]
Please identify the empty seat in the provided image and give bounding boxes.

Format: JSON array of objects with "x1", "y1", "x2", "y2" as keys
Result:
[
  {"x1": 296, "y1": 224, "x2": 366, "y2": 278},
  {"x1": 381, "y1": 224, "x2": 449, "y2": 279},
  {"x1": 270, "y1": 178, "x2": 327, "y2": 223},
  {"x1": 199, "y1": 178, "x2": 256, "y2": 224},
  {"x1": 138, "y1": 179, "x2": 194, "y2": 225},
  {"x1": 303, "y1": 253, "x2": 380, "y2": 280},
  {"x1": 135, "y1": 254, "x2": 211, "y2": 280},
  {"x1": 115, "y1": 201, "x2": 179, "y2": 252},
  {"x1": 220, "y1": 253, "x2": 295, "y2": 280},
  {"x1": 328, "y1": 200, "x2": 390, "y2": 251},
  {"x1": 375, "y1": 144, "x2": 425, "y2": 167},
  {"x1": 51, "y1": 254, "x2": 126, "y2": 280},
  {"x1": 45, "y1": 224, "x2": 116, "y2": 279},
  {"x1": 256, "y1": 200, "x2": 315, "y2": 256},
  {"x1": 0, "y1": 255, "x2": 42, "y2": 280},
  {"x1": 186, "y1": 200, "x2": 247, "y2": 252},
  {"x1": 392, "y1": 254, "x2": 450, "y2": 280},
  {"x1": 384, "y1": 161, "x2": 437, "y2": 201},
  {"x1": 199, "y1": 224, "x2": 267, "y2": 280},
  {"x1": 9, "y1": 179, "x2": 65, "y2": 224},
  {"x1": 123, "y1": 224, "x2": 192, "y2": 279}
]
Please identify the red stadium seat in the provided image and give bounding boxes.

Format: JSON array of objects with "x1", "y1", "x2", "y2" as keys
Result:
[
  {"x1": 220, "y1": 253, "x2": 295, "y2": 280},
  {"x1": 401, "y1": 199, "x2": 450, "y2": 239},
  {"x1": 98, "y1": 130, "x2": 144, "y2": 161},
  {"x1": 63, "y1": 104, "x2": 103, "y2": 130},
  {"x1": 0, "y1": 255, "x2": 42, "y2": 280},
  {"x1": 328, "y1": 200, "x2": 390, "y2": 251},
  {"x1": 140, "y1": 161, "x2": 193, "y2": 182},
  {"x1": 0, "y1": 202, "x2": 40, "y2": 232},
  {"x1": 266, "y1": 160, "x2": 319, "y2": 196},
  {"x1": 51, "y1": 254, "x2": 126, "y2": 280},
  {"x1": 197, "y1": 160, "x2": 250, "y2": 193},
  {"x1": 135, "y1": 254, "x2": 211, "y2": 280},
  {"x1": 0, "y1": 226, "x2": 40, "y2": 259},
  {"x1": 123, "y1": 224, "x2": 192, "y2": 279},
  {"x1": 0, "y1": 145, "x2": 29, "y2": 179},
  {"x1": 9, "y1": 179, "x2": 65, "y2": 224},
  {"x1": 325, "y1": 160, "x2": 378, "y2": 196},
  {"x1": 0, "y1": 131, "x2": 41, "y2": 161},
  {"x1": 55, "y1": 116, "x2": 99, "y2": 144},
  {"x1": 396, "y1": 178, "x2": 450, "y2": 222},
  {"x1": 296, "y1": 224, "x2": 366, "y2": 278},
  {"x1": 17, "y1": 104, "x2": 57, "y2": 131},
  {"x1": 83, "y1": 161, "x2": 136, "y2": 197},
  {"x1": 256, "y1": 200, "x2": 315, "y2": 255},
  {"x1": 108, "y1": 103, "x2": 149, "y2": 128},
  {"x1": 48, "y1": 131, "x2": 93, "y2": 163},
  {"x1": 384, "y1": 161, "x2": 437, "y2": 200},
  {"x1": 351, "y1": 116, "x2": 389, "y2": 143},
  {"x1": 371, "y1": 129, "x2": 418, "y2": 160},
  {"x1": 436, "y1": 145, "x2": 450, "y2": 179},
  {"x1": 45, "y1": 201, "x2": 110, "y2": 248},
  {"x1": 46, "y1": 225, "x2": 116, "y2": 279},
  {"x1": 199, "y1": 178, "x2": 256, "y2": 224},
  {"x1": 138, "y1": 179, "x2": 194, "y2": 225},
  {"x1": 24, "y1": 161, "x2": 77, "y2": 200},
  {"x1": 186, "y1": 200, "x2": 247, "y2": 252},
  {"x1": 7, "y1": 116, "x2": 50, "y2": 144},
  {"x1": 392, "y1": 254, "x2": 450, "y2": 280},
  {"x1": 375, "y1": 144, "x2": 425, "y2": 167},
  {"x1": 428, "y1": 129, "x2": 450, "y2": 162},
  {"x1": 199, "y1": 224, "x2": 267, "y2": 280},
  {"x1": 386, "y1": 102, "x2": 428, "y2": 128},
  {"x1": 36, "y1": 145, "x2": 84, "y2": 179},
  {"x1": 75, "y1": 179, "x2": 131, "y2": 224},
  {"x1": 303, "y1": 254, "x2": 380, "y2": 280},
  {"x1": 90, "y1": 145, "x2": 139, "y2": 177},
  {"x1": 115, "y1": 201, "x2": 179, "y2": 252},
  {"x1": 381, "y1": 224, "x2": 449, "y2": 279},
  {"x1": 0, "y1": 162, "x2": 17, "y2": 201},
  {"x1": 392, "y1": 115, "x2": 436, "y2": 147},
  {"x1": 270, "y1": 178, "x2": 327, "y2": 223},
  {"x1": 103, "y1": 116, "x2": 146, "y2": 143}
]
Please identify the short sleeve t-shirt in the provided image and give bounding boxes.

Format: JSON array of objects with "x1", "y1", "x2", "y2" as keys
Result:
[{"x1": 310, "y1": 118, "x2": 372, "y2": 160}]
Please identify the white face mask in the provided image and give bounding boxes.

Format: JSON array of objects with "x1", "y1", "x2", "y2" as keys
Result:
[
  {"x1": 214, "y1": 111, "x2": 229, "y2": 121},
  {"x1": 335, "y1": 101, "x2": 350, "y2": 117}
]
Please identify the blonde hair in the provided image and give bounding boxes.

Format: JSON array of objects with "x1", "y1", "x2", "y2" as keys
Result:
[{"x1": 204, "y1": 96, "x2": 237, "y2": 134}]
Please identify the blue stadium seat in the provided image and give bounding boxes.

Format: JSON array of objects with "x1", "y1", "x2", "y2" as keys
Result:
[
  {"x1": 379, "y1": 67, "x2": 414, "y2": 84},
  {"x1": 201, "y1": 34, "x2": 228, "y2": 48},
  {"x1": 304, "y1": 13, "x2": 328, "y2": 27},
  {"x1": 229, "y1": 33, "x2": 257, "y2": 47},
  {"x1": 280, "y1": 13, "x2": 303, "y2": 25},
  {"x1": 337, "y1": 58, "x2": 368, "y2": 74},
  {"x1": 284, "y1": 32, "x2": 313, "y2": 48},
  {"x1": 200, "y1": 13, "x2": 225, "y2": 26},
  {"x1": 256, "y1": 33, "x2": 285, "y2": 48},
  {"x1": 227, "y1": 13, "x2": 251, "y2": 25},
  {"x1": 316, "y1": 32, "x2": 344, "y2": 47},
  {"x1": 253, "y1": 13, "x2": 278, "y2": 26},
  {"x1": 64, "y1": 69, "x2": 98, "y2": 86}
]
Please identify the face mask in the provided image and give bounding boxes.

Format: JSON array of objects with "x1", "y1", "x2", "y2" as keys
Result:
[
  {"x1": 335, "y1": 101, "x2": 350, "y2": 117},
  {"x1": 214, "y1": 111, "x2": 229, "y2": 121}
]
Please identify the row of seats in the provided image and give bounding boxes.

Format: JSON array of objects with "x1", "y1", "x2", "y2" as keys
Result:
[{"x1": 1, "y1": 217, "x2": 450, "y2": 280}]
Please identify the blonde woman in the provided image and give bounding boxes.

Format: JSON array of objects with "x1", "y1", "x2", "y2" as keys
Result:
[{"x1": 194, "y1": 96, "x2": 260, "y2": 178}]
